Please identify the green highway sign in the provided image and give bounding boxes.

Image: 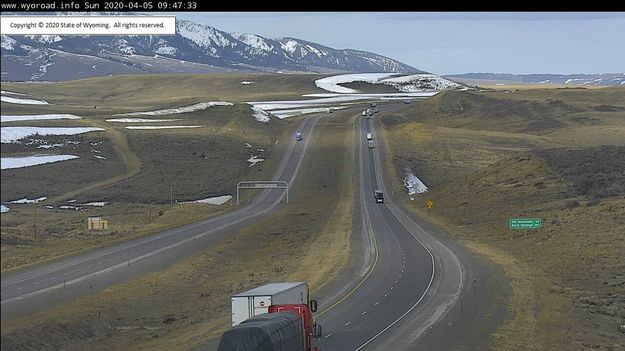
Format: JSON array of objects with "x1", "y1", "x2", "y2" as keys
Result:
[{"x1": 509, "y1": 218, "x2": 542, "y2": 229}]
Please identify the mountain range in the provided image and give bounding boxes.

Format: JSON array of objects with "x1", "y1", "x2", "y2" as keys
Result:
[
  {"x1": 446, "y1": 73, "x2": 625, "y2": 87},
  {"x1": 1, "y1": 17, "x2": 421, "y2": 81}
]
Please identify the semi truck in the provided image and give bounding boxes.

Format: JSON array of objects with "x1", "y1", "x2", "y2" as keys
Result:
[
  {"x1": 366, "y1": 132, "x2": 373, "y2": 141},
  {"x1": 230, "y1": 282, "x2": 310, "y2": 326},
  {"x1": 218, "y1": 303, "x2": 322, "y2": 351},
  {"x1": 219, "y1": 282, "x2": 322, "y2": 351}
]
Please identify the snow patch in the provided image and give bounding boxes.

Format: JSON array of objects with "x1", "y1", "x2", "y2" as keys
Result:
[
  {"x1": 106, "y1": 118, "x2": 181, "y2": 123},
  {"x1": 125, "y1": 125, "x2": 202, "y2": 130},
  {"x1": 1, "y1": 127, "x2": 104, "y2": 143},
  {"x1": 280, "y1": 39, "x2": 299, "y2": 55},
  {"x1": 1, "y1": 205, "x2": 9, "y2": 213},
  {"x1": 1, "y1": 90, "x2": 28, "y2": 96},
  {"x1": 403, "y1": 170, "x2": 428, "y2": 194},
  {"x1": 83, "y1": 202, "x2": 108, "y2": 207},
  {"x1": 251, "y1": 106, "x2": 271, "y2": 123},
  {"x1": 1, "y1": 114, "x2": 81, "y2": 122},
  {"x1": 59, "y1": 205, "x2": 81, "y2": 210},
  {"x1": 114, "y1": 101, "x2": 232, "y2": 116},
  {"x1": 180, "y1": 195, "x2": 232, "y2": 205},
  {"x1": 270, "y1": 106, "x2": 348, "y2": 119},
  {"x1": 1, "y1": 96, "x2": 49, "y2": 105},
  {"x1": 1, "y1": 35, "x2": 16, "y2": 50},
  {"x1": 240, "y1": 81, "x2": 255, "y2": 85},
  {"x1": 315, "y1": 73, "x2": 459, "y2": 94},
  {"x1": 247, "y1": 155, "x2": 264, "y2": 167},
  {"x1": 155, "y1": 45, "x2": 177, "y2": 55},
  {"x1": 2, "y1": 155, "x2": 79, "y2": 170},
  {"x1": 10, "y1": 196, "x2": 47, "y2": 204}
]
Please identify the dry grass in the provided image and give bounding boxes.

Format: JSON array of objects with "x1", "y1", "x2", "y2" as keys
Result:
[
  {"x1": 1, "y1": 110, "x2": 356, "y2": 351},
  {"x1": 2, "y1": 77, "x2": 302, "y2": 271},
  {"x1": 379, "y1": 87, "x2": 625, "y2": 350}
]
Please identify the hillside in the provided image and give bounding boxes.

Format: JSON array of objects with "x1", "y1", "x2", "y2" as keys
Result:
[
  {"x1": 379, "y1": 87, "x2": 625, "y2": 350},
  {"x1": 1, "y1": 17, "x2": 420, "y2": 81}
]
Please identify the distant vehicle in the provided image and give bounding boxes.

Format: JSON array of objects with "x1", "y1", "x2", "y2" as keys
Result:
[
  {"x1": 366, "y1": 132, "x2": 372, "y2": 141},
  {"x1": 368, "y1": 110, "x2": 374, "y2": 116},
  {"x1": 296, "y1": 131, "x2": 303, "y2": 141},
  {"x1": 327, "y1": 108, "x2": 333, "y2": 114},
  {"x1": 368, "y1": 140, "x2": 374, "y2": 149},
  {"x1": 362, "y1": 110, "x2": 367, "y2": 116},
  {"x1": 374, "y1": 190, "x2": 384, "y2": 203},
  {"x1": 370, "y1": 102, "x2": 377, "y2": 108},
  {"x1": 403, "y1": 99, "x2": 411, "y2": 104},
  {"x1": 373, "y1": 108, "x2": 379, "y2": 113}
]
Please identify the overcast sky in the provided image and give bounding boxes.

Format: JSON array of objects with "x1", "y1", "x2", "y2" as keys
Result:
[{"x1": 176, "y1": 12, "x2": 625, "y2": 75}]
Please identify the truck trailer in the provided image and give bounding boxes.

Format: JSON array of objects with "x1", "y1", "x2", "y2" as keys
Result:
[
  {"x1": 218, "y1": 303, "x2": 322, "y2": 351},
  {"x1": 230, "y1": 282, "x2": 309, "y2": 326}
]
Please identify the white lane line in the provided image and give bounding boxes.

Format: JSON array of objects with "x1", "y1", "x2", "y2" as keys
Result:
[
  {"x1": 362, "y1": 311, "x2": 367, "y2": 315},
  {"x1": 384, "y1": 294, "x2": 388, "y2": 297},
  {"x1": 17, "y1": 287, "x2": 23, "y2": 290},
  {"x1": 324, "y1": 333, "x2": 333, "y2": 338},
  {"x1": 345, "y1": 321, "x2": 351, "y2": 326},
  {"x1": 374, "y1": 301, "x2": 380, "y2": 306}
]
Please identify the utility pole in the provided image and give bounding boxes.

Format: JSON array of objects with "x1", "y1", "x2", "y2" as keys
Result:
[
  {"x1": 34, "y1": 207, "x2": 37, "y2": 241},
  {"x1": 170, "y1": 187, "x2": 173, "y2": 209}
]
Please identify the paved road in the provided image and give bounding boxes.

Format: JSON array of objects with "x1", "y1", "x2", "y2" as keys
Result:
[
  {"x1": 0, "y1": 114, "x2": 323, "y2": 320},
  {"x1": 315, "y1": 109, "x2": 466, "y2": 350}
]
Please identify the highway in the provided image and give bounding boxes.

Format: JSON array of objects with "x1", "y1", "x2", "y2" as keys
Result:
[
  {"x1": 315, "y1": 109, "x2": 466, "y2": 350},
  {"x1": 3, "y1": 103, "x2": 494, "y2": 351},
  {"x1": 0, "y1": 114, "x2": 323, "y2": 320}
]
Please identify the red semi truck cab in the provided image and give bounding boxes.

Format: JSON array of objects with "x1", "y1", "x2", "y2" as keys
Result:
[{"x1": 269, "y1": 303, "x2": 321, "y2": 351}]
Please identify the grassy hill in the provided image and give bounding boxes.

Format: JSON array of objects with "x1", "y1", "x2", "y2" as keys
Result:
[
  {"x1": 1, "y1": 74, "x2": 315, "y2": 269},
  {"x1": 379, "y1": 87, "x2": 625, "y2": 350}
]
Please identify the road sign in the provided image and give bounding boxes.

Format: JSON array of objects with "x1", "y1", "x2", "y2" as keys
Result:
[
  {"x1": 509, "y1": 218, "x2": 542, "y2": 229},
  {"x1": 426, "y1": 200, "x2": 433, "y2": 209}
]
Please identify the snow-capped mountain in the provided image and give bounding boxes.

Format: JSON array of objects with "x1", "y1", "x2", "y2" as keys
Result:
[
  {"x1": 1, "y1": 18, "x2": 420, "y2": 81},
  {"x1": 446, "y1": 73, "x2": 625, "y2": 87}
]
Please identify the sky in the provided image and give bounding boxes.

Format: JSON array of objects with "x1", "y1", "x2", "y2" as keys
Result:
[{"x1": 176, "y1": 12, "x2": 625, "y2": 75}]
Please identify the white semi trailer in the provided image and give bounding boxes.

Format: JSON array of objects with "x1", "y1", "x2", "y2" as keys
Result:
[{"x1": 230, "y1": 282, "x2": 309, "y2": 326}]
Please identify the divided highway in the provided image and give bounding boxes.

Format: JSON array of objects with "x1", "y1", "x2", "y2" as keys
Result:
[
  {"x1": 0, "y1": 114, "x2": 323, "y2": 320},
  {"x1": 315, "y1": 111, "x2": 464, "y2": 350}
]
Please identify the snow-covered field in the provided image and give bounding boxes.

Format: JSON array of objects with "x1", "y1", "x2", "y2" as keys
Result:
[
  {"x1": 1, "y1": 114, "x2": 81, "y2": 122},
  {"x1": 404, "y1": 170, "x2": 428, "y2": 194},
  {"x1": 106, "y1": 118, "x2": 181, "y2": 123},
  {"x1": 247, "y1": 155, "x2": 264, "y2": 166},
  {"x1": 315, "y1": 73, "x2": 394, "y2": 93},
  {"x1": 0, "y1": 205, "x2": 9, "y2": 213},
  {"x1": 10, "y1": 196, "x2": 47, "y2": 204},
  {"x1": 114, "y1": 101, "x2": 233, "y2": 116},
  {"x1": 1, "y1": 95, "x2": 49, "y2": 105},
  {"x1": 125, "y1": 125, "x2": 202, "y2": 130},
  {"x1": 1, "y1": 155, "x2": 79, "y2": 170},
  {"x1": 180, "y1": 195, "x2": 232, "y2": 205},
  {"x1": 315, "y1": 73, "x2": 460, "y2": 93},
  {"x1": 1, "y1": 127, "x2": 104, "y2": 143},
  {"x1": 251, "y1": 106, "x2": 271, "y2": 123}
]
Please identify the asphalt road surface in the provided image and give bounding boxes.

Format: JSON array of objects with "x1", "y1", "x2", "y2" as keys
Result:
[
  {"x1": 313, "y1": 109, "x2": 466, "y2": 350},
  {"x1": 1, "y1": 114, "x2": 323, "y2": 320}
]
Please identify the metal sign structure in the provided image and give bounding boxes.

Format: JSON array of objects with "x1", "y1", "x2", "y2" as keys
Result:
[{"x1": 236, "y1": 181, "x2": 289, "y2": 205}]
